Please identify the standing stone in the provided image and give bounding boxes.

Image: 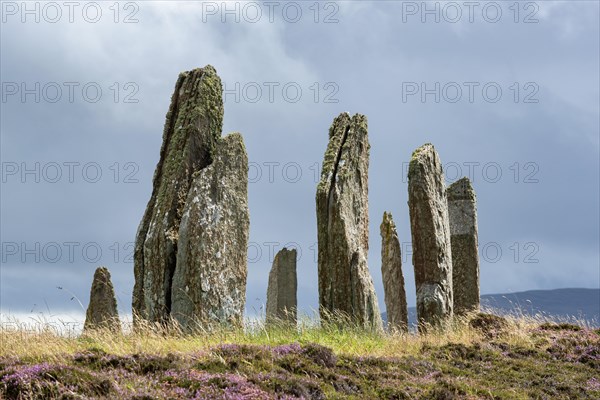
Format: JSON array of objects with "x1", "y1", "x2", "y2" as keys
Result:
[
  {"x1": 133, "y1": 66, "x2": 223, "y2": 324},
  {"x1": 316, "y1": 112, "x2": 383, "y2": 330},
  {"x1": 447, "y1": 177, "x2": 480, "y2": 316},
  {"x1": 266, "y1": 248, "x2": 298, "y2": 326},
  {"x1": 408, "y1": 143, "x2": 453, "y2": 331},
  {"x1": 171, "y1": 133, "x2": 249, "y2": 331},
  {"x1": 84, "y1": 267, "x2": 120, "y2": 333},
  {"x1": 380, "y1": 212, "x2": 408, "y2": 332}
]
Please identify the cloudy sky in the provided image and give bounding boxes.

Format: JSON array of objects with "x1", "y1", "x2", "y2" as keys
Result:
[{"x1": 1, "y1": 1, "x2": 598, "y2": 324}]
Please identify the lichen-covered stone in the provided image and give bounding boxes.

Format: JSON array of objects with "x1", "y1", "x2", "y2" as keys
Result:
[
  {"x1": 408, "y1": 143, "x2": 453, "y2": 330},
  {"x1": 171, "y1": 132, "x2": 249, "y2": 331},
  {"x1": 266, "y1": 248, "x2": 297, "y2": 326},
  {"x1": 447, "y1": 177, "x2": 480, "y2": 316},
  {"x1": 84, "y1": 267, "x2": 120, "y2": 333},
  {"x1": 380, "y1": 212, "x2": 408, "y2": 332},
  {"x1": 316, "y1": 112, "x2": 383, "y2": 330},
  {"x1": 133, "y1": 66, "x2": 223, "y2": 324}
]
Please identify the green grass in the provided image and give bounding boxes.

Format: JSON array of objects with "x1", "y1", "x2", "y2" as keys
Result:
[{"x1": 1, "y1": 312, "x2": 598, "y2": 399}]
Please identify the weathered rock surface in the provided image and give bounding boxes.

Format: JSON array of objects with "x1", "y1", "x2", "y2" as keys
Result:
[
  {"x1": 408, "y1": 143, "x2": 453, "y2": 330},
  {"x1": 447, "y1": 177, "x2": 480, "y2": 316},
  {"x1": 380, "y1": 212, "x2": 408, "y2": 332},
  {"x1": 84, "y1": 267, "x2": 120, "y2": 333},
  {"x1": 171, "y1": 133, "x2": 249, "y2": 331},
  {"x1": 133, "y1": 66, "x2": 224, "y2": 324},
  {"x1": 316, "y1": 112, "x2": 383, "y2": 330},
  {"x1": 266, "y1": 248, "x2": 298, "y2": 326}
]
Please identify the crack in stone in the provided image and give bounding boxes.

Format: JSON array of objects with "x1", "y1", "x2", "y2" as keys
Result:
[{"x1": 326, "y1": 123, "x2": 350, "y2": 310}]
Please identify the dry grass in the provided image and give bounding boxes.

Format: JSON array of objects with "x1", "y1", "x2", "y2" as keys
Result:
[{"x1": 0, "y1": 310, "x2": 545, "y2": 362}]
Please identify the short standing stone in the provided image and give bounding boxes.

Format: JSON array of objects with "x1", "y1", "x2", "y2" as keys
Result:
[
  {"x1": 447, "y1": 177, "x2": 480, "y2": 316},
  {"x1": 171, "y1": 132, "x2": 249, "y2": 331},
  {"x1": 84, "y1": 267, "x2": 120, "y2": 333},
  {"x1": 133, "y1": 65, "x2": 224, "y2": 324},
  {"x1": 380, "y1": 212, "x2": 408, "y2": 332},
  {"x1": 266, "y1": 248, "x2": 298, "y2": 326},
  {"x1": 316, "y1": 112, "x2": 383, "y2": 330},
  {"x1": 408, "y1": 143, "x2": 453, "y2": 330}
]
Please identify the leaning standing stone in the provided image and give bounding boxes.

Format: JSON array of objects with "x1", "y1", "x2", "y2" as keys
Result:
[
  {"x1": 266, "y1": 248, "x2": 298, "y2": 326},
  {"x1": 447, "y1": 177, "x2": 480, "y2": 316},
  {"x1": 408, "y1": 143, "x2": 453, "y2": 330},
  {"x1": 316, "y1": 112, "x2": 383, "y2": 330},
  {"x1": 171, "y1": 132, "x2": 249, "y2": 331},
  {"x1": 133, "y1": 66, "x2": 223, "y2": 324},
  {"x1": 84, "y1": 267, "x2": 120, "y2": 333},
  {"x1": 380, "y1": 212, "x2": 408, "y2": 332}
]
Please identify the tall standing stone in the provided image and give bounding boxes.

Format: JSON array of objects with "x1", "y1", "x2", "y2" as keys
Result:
[
  {"x1": 265, "y1": 248, "x2": 298, "y2": 326},
  {"x1": 171, "y1": 133, "x2": 249, "y2": 331},
  {"x1": 380, "y1": 212, "x2": 408, "y2": 332},
  {"x1": 133, "y1": 66, "x2": 223, "y2": 324},
  {"x1": 447, "y1": 177, "x2": 480, "y2": 316},
  {"x1": 316, "y1": 112, "x2": 383, "y2": 330},
  {"x1": 408, "y1": 143, "x2": 453, "y2": 330},
  {"x1": 84, "y1": 267, "x2": 120, "y2": 333}
]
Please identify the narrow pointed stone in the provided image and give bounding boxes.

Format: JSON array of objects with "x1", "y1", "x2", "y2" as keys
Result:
[
  {"x1": 380, "y1": 212, "x2": 408, "y2": 332},
  {"x1": 133, "y1": 66, "x2": 223, "y2": 324},
  {"x1": 171, "y1": 132, "x2": 249, "y2": 331},
  {"x1": 266, "y1": 248, "x2": 297, "y2": 326},
  {"x1": 408, "y1": 143, "x2": 453, "y2": 331},
  {"x1": 447, "y1": 177, "x2": 480, "y2": 316},
  {"x1": 316, "y1": 112, "x2": 383, "y2": 330},
  {"x1": 84, "y1": 267, "x2": 120, "y2": 333}
]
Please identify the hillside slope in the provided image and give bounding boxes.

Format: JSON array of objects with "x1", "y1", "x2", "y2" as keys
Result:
[
  {"x1": 1, "y1": 315, "x2": 599, "y2": 399},
  {"x1": 383, "y1": 288, "x2": 600, "y2": 328}
]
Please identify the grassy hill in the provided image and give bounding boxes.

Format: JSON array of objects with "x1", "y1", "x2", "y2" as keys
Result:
[
  {"x1": 480, "y1": 288, "x2": 600, "y2": 323},
  {"x1": 1, "y1": 313, "x2": 599, "y2": 399},
  {"x1": 383, "y1": 288, "x2": 600, "y2": 329}
]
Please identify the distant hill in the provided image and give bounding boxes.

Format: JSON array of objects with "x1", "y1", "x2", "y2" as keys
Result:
[{"x1": 382, "y1": 288, "x2": 600, "y2": 328}]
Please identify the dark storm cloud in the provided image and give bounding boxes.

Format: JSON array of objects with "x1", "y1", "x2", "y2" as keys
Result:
[{"x1": 1, "y1": 1, "x2": 598, "y2": 322}]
